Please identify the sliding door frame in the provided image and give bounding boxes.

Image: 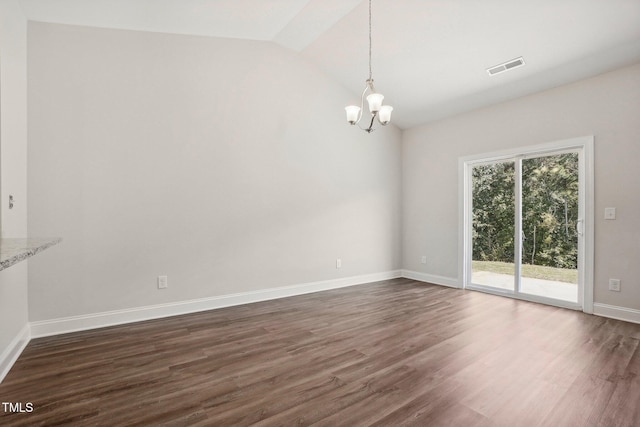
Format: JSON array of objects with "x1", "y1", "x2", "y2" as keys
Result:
[{"x1": 458, "y1": 136, "x2": 594, "y2": 313}]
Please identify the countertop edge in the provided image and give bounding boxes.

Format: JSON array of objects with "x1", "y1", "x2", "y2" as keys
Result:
[{"x1": 0, "y1": 237, "x2": 63, "y2": 271}]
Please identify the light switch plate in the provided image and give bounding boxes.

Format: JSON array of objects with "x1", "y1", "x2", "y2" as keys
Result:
[{"x1": 604, "y1": 207, "x2": 616, "y2": 220}]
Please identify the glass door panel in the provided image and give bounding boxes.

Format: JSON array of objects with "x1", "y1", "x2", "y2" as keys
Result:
[
  {"x1": 520, "y1": 153, "x2": 579, "y2": 303},
  {"x1": 464, "y1": 139, "x2": 589, "y2": 310},
  {"x1": 471, "y1": 161, "x2": 516, "y2": 292}
]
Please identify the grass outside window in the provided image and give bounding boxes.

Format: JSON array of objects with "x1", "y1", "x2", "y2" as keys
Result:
[{"x1": 472, "y1": 260, "x2": 578, "y2": 284}]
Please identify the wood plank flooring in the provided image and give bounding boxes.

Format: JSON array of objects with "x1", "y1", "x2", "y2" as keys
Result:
[{"x1": 1, "y1": 278, "x2": 639, "y2": 426}]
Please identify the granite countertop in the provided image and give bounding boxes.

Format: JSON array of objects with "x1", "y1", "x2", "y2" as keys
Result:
[{"x1": 0, "y1": 237, "x2": 62, "y2": 271}]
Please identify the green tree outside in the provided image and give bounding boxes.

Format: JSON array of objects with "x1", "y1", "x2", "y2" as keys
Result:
[{"x1": 472, "y1": 153, "x2": 579, "y2": 270}]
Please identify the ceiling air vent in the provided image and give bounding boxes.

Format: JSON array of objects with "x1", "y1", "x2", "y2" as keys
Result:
[{"x1": 487, "y1": 57, "x2": 525, "y2": 76}]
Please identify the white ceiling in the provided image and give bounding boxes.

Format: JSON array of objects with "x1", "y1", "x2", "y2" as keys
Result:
[{"x1": 20, "y1": 0, "x2": 640, "y2": 129}]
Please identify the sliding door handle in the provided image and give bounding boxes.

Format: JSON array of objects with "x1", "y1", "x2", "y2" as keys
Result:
[{"x1": 576, "y1": 219, "x2": 584, "y2": 236}]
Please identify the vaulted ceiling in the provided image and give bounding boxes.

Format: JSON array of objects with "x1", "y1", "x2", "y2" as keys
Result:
[{"x1": 19, "y1": 0, "x2": 640, "y2": 128}]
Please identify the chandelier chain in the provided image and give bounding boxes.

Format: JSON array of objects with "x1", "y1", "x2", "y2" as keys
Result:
[{"x1": 368, "y1": 0, "x2": 372, "y2": 81}]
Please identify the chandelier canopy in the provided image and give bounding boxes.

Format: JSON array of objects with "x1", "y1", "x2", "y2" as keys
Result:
[{"x1": 345, "y1": 0, "x2": 393, "y2": 133}]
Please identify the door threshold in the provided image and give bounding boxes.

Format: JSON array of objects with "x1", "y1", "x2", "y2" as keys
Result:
[{"x1": 466, "y1": 284, "x2": 582, "y2": 311}]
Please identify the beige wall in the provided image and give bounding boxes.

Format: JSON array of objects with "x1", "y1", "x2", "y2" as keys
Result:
[
  {"x1": 0, "y1": 0, "x2": 29, "y2": 378},
  {"x1": 403, "y1": 62, "x2": 640, "y2": 311},
  {"x1": 27, "y1": 22, "x2": 402, "y2": 321}
]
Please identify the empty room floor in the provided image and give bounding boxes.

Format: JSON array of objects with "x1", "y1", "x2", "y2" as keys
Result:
[{"x1": 1, "y1": 278, "x2": 639, "y2": 426}]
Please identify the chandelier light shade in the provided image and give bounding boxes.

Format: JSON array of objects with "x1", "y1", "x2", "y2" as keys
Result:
[
  {"x1": 378, "y1": 105, "x2": 393, "y2": 125},
  {"x1": 345, "y1": 105, "x2": 361, "y2": 124},
  {"x1": 345, "y1": 0, "x2": 393, "y2": 133},
  {"x1": 366, "y1": 93, "x2": 384, "y2": 112}
]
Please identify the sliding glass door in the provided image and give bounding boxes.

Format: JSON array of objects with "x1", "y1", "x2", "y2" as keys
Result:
[
  {"x1": 520, "y1": 153, "x2": 579, "y2": 302},
  {"x1": 471, "y1": 160, "x2": 516, "y2": 293},
  {"x1": 463, "y1": 138, "x2": 592, "y2": 310}
]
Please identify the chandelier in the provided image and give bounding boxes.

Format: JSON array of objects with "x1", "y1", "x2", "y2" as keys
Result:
[{"x1": 345, "y1": 0, "x2": 393, "y2": 133}]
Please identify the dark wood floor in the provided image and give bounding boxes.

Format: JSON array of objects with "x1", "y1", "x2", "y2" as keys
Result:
[{"x1": 1, "y1": 278, "x2": 639, "y2": 426}]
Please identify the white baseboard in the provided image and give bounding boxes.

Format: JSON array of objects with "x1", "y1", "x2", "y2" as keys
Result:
[
  {"x1": 30, "y1": 270, "x2": 402, "y2": 338},
  {"x1": 401, "y1": 270, "x2": 461, "y2": 288},
  {"x1": 0, "y1": 324, "x2": 30, "y2": 383},
  {"x1": 593, "y1": 303, "x2": 640, "y2": 324}
]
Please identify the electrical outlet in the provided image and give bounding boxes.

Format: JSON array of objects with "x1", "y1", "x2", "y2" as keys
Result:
[
  {"x1": 608, "y1": 278, "x2": 621, "y2": 292},
  {"x1": 336, "y1": 259, "x2": 342, "y2": 269},
  {"x1": 158, "y1": 275, "x2": 168, "y2": 289},
  {"x1": 604, "y1": 207, "x2": 616, "y2": 220},
  {"x1": 421, "y1": 256, "x2": 427, "y2": 264}
]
